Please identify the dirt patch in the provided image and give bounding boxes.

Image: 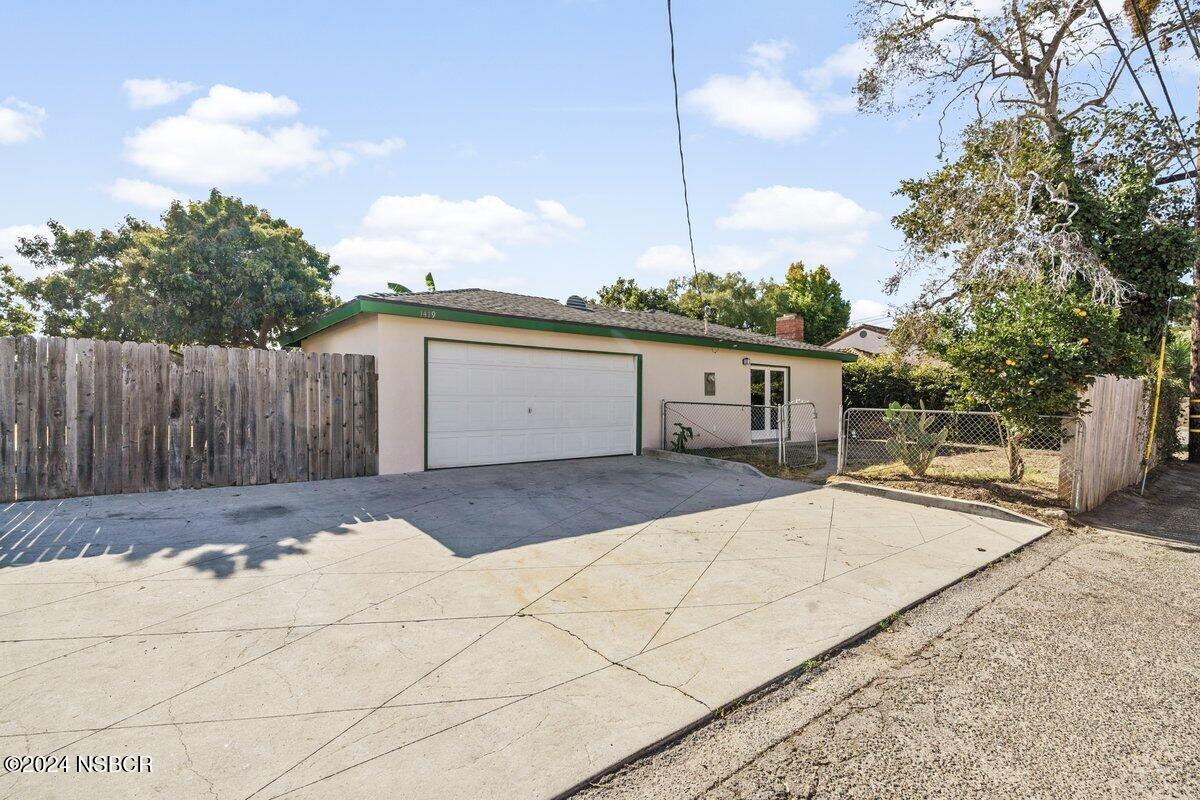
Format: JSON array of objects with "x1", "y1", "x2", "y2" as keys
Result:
[
  {"x1": 686, "y1": 443, "x2": 834, "y2": 482},
  {"x1": 828, "y1": 472, "x2": 1078, "y2": 532}
]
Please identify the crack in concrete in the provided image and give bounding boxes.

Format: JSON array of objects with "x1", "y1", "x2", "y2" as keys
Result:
[{"x1": 529, "y1": 615, "x2": 709, "y2": 710}]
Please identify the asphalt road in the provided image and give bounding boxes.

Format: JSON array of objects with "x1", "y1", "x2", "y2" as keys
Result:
[{"x1": 574, "y1": 462, "x2": 1200, "y2": 800}]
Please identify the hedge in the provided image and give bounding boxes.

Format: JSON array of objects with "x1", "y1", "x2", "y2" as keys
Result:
[{"x1": 842, "y1": 357, "x2": 958, "y2": 410}]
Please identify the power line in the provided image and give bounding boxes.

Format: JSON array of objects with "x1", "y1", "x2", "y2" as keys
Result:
[
  {"x1": 666, "y1": 0, "x2": 698, "y2": 280},
  {"x1": 1128, "y1": 0, "x2": 1198, "y2": 172},
  {"x1": 1170, "y1": 0, "x2": 1200, "y2": 60},
  {"x1": 1093, "y1": 0, "x2": 1196, "y2": 181}
]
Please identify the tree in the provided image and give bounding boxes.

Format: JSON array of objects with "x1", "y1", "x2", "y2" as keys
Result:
[
  {"x1": 18, "y1": 190, "x2": 340, "y2": 348},
  {"x1": 596, "y1": 277, "x2": 683, "y2": 314},
  {"x1": 893, "y1": 115, "x2": 1195, "y2": 351},
  {"x1": 18, "y1": 217, "x2": 158, "y2": 341},
  {"x1": 929, "y1": 282, "x2": 1138, "y2": 479},
  {"x1": 0, "y1": 263, "x2": 35, "y2": 336},
  {"x1": 144, "y1": 191, "x2": 340, "y2": 348},
  {"x1": 856, "y1": 0, "x2": 1144, "y2": 141},
  {"x1": 763, "y1": 261, "x2": 851, "y2": 345},
  {"x1": 669, "y1": 271, "x2": 777, "y2": 333}
]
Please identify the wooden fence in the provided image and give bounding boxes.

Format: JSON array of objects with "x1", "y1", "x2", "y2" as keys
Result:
[
  {"x1": 1073, "y1": 375, "x2": 1147, "y2": 513},
  {"x1": 0, "y1": 336, "x2": 378, "y2": 501}
]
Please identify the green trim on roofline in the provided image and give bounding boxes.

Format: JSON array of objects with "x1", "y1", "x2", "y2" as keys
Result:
[{"x1": 282, "y1": 297, "x2": 857, "y2": 362}]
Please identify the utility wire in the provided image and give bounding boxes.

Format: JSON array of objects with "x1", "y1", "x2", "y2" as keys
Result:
[
  {"x1": 1128, "y1": 0, "x2": 1199, "y2": 172},
  {"x1": 1170, "y1": 0, "x2": 1200, "y2": 60},
  {"x1": 666, "y1": 0, "x2": 698, "y2": 281},
  {"x1": 1094, "y1": 0, "x2": 1197, "y2": 180},
  {"x1": 667, "y1": 0, "x2": 700, "y2": 331}
]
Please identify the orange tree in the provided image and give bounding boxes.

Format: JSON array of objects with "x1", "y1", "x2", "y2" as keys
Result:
[{"x1": 928, "y1": 281, "x2": 1137, "y2": 481}]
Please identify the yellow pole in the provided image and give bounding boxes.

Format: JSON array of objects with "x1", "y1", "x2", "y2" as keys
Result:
[{"x1": 1140, "y1": 330, "x2": 1169, "y2": 494}]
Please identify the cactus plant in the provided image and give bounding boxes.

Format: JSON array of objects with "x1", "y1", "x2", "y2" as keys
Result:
[{"x1": 882, "y1": 401, "x2": 948, "y2": 477}]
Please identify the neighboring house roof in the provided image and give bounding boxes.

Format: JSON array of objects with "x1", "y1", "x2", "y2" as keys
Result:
[
  {"x1": 282, "y1": 289, "x2": 856, "y2": 362},
  {"x1": 826, "y1": 323, "x2": 891, "y2": 344}
]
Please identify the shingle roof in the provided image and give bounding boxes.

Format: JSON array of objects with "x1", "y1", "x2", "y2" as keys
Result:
[{"x1": 357, "y1": 289, "x2": 850, "y2": 357}]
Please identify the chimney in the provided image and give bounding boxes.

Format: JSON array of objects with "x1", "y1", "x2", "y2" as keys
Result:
[{"x1": 774, "y1": 314, "x2": 804, "y2": 342}]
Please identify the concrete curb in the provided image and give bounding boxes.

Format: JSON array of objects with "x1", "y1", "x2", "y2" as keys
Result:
[
  {"x1": 643, "y1": 449, "x2": 769, "y2": 479},
  {"x1": 827, "y1": 480, "x2": 1048, "y2": 527}
]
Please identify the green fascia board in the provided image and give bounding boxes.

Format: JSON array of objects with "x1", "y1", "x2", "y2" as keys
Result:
[{"x1": 282, "y1": 297, "x2": 857, "y2": 363}]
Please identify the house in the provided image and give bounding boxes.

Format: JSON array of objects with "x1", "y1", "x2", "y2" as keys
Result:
[
  {"x1": 283, "y1": 290, "x2": 854, "y2": 473},
  {"x1": 824, "y1": 323, "x2": 892, "y2": 356}
]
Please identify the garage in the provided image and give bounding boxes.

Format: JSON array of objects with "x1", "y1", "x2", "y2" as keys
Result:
[
  {"x1": 288, "y1": 288, "x2": 852, "y2": 474},
  {"x1": 425, "y1": 339, "x2": 640, "y2": 468}
]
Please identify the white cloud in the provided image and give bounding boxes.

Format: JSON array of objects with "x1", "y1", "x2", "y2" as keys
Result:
[
  {"x1": 0, "y1": 98, "x2": 45, "y2": 144},
  {"x1": 186, "y1": 85, "x2": 298, "y2": 122},
  {"x1": 105, "y1": 178, "x2": 185, "y2": 209},
  {"x1": 535, "y1": 199, "x2": 585, "y2": 229},
  {"x1": 635, "y1": 242, "x2": 780, "y2": 275},
  {"x1": 343, "y1": 137, "x2": 406, "y2": 157},
  {"x1": 686, "y1": 72, "x2": 820, "y2": 141},
  {"x1": 0, "y1": 223, "x2": 51, "y2": 279},
  {"x1": 803, "y1": 41, "x2": 870, "y2": 90},
  {"x1": 718, "y1": 186, "x2": 880, "y2": 232},
  {"x1": 745, "y1": 40, "x2": 793, "y2": 71},
  {"x1": 330, "y1": 194, "x2": 584, "y2": 295},
  {"x1": 850, "y1": 298, "x2": 890, "y2": 322},
  {"x1": 636, "y1": 244, "x2": 693, "y2": 274},
  {"x1": 686, "y1": 39, "x2": 868, "y2": 141},
  {"x1": 122, "y1": 84, "x2": 402, "y2": 186},
  {"x1": 122, "y1": 78, "x2": 198, "y2": 109},
  {"x1": 638, "y1": 185, "x2": 880, "y2": 279}
]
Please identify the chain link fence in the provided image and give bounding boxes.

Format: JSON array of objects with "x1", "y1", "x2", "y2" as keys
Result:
[
  {"x1": 661, "y1": 401, "x2": 819, "y2": 468},
  {"x1": 838, "y1": 407, "x2": 1084, "y2": 507}
]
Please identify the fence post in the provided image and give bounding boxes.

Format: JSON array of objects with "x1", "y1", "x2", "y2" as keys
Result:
[
  {"x1": 776, "y1": 404, "x2": 784, "y2": 465},
  {"x1": 837, "y1": 406, "x2": 851, "y2": 474},
  {"x1": 661, "y1": 400, "x2": 667, "y2": 450}
]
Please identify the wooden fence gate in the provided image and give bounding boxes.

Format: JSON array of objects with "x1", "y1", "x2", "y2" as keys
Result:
[{"x1": 0, "y1": 336, "x2": 378, "y2": 501}]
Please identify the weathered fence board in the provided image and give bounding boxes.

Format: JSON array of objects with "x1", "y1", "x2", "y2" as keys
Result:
[
  {"x1": 1074, "y1": 375, "x2": 1146, "y2": 513},
  {"x1": 0, "y1": 336, "x2": 378, "y2": 501}
]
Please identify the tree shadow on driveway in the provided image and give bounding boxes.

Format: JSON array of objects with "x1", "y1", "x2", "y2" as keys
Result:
[{"x1": 0, "y1": 457, "x2": 820, "y2": 579}]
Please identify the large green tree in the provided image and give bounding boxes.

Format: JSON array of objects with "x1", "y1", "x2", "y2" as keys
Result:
[
  {"x1": 894, "y1": 114, "x2": 1195, "y2": 359},
  {"x1": 18, "y1": 217, "x2": 158, "y2": 341},
  {"x1": 763, "y1": 261, "x2": 851, "y2": 345},
  {"x1": 596, "y1": 267, "x2": 850, "y2": 341},
  {"x1": 0, "y1": 263, "x2": 35, "y2": 336},
  {"x1": 669, "y1": 271, "x2": 776, "y2": 333},
  {"x1": 595, "y1": 277, "x2": 682, "y2": 314},
  {"x1": 930, "y1": 282, "x2": 1138, "y2": 479},
  {"x1": 18, "y1": 190, "x2": 340, "y2": 348}
]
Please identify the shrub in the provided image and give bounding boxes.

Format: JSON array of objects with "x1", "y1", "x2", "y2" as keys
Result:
[{"x1": 842, "y1": 356, "x2": 957, "y2": 410}]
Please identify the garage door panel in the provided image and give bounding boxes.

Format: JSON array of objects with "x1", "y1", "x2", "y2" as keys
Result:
[
  {"x1": 427, "y1": 399, "x2": 462, "y2": 432},
  {"x1": 426, "y1": 341, "x2": 636, "y2": 468}
]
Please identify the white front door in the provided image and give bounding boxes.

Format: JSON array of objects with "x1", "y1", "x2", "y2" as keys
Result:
[
  {"x1": 750, "y1": 367, "x2": 786, "y2": 440},
  {"x1": 426, "y1": 340, "x2": 638, "y2": 469}
]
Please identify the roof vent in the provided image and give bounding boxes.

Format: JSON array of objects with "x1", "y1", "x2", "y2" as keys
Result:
[{"x1": 565, "y1": 295, "x2": 588, "y2": 311}]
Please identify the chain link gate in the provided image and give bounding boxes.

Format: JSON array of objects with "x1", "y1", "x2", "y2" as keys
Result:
[
  {"x1": 837, "y1": 407, "x2": 1085, "y2": 508},
  {"x1": 661, "y1": 400, "x2": 819, "y2": 467}
]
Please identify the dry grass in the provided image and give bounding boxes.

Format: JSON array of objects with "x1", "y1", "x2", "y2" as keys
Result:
[
  {"x1": 845, "y1": 444, "x2": 1062, "y2": 488},
  {"x1": 687, "y1": 443, "x2": 830, "y2": 481}
]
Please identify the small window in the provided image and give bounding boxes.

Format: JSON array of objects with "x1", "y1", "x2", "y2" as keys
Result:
[
  {"x1": 704, "y1": 372, "x2": 716, "y2": 396},
  {"x1": 859, "y1": 330, "x2": 868, "y2": 338}
]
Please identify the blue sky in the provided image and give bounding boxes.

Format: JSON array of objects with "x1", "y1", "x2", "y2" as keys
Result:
[{"x1": 1, "y1": 1, "x2": 1194, "y2": 328}]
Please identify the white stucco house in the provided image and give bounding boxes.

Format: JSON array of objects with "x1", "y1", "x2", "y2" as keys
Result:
[
  {"x1": 284, "y1": 290, "x2": 855, "y2": 474},
  {"x1": 824, "y1": 323, "x2": 893, "y2": 357}
]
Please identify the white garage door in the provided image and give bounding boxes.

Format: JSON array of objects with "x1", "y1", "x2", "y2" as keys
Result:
[{"x1": 426, "y1": 340, "x2": 638, "y2": 469}]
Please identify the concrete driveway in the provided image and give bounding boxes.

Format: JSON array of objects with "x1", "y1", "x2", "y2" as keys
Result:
[{"x1": 0, "y1": 456, "x2": 1046, "y2": 800}]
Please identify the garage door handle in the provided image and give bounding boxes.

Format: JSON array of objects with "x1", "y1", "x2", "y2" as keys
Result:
[{"x1": 528, "y1": 407, "x2": 533, "y2": 414}]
